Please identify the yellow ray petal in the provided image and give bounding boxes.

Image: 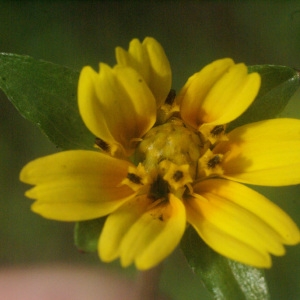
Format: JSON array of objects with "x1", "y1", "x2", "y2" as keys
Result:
[
  {"x1": 201, "y1": 65, "x2": 260, "y2": 126},
  {"x1": 116, "y1": 37, "x2": 172, "y2": 107},
  {"x1": 186, "y1": 194, "x2": 273, "y2": 267},
  {"x1": 215, "y1": 118, "x2": 300, "y2": 186},
  {"x1": 20, "y1": 150, "x2": 136, "y2": 221},
  {"x1": 120, "y1": 194, "x2": 186, "y2": 270},
  {"x1": 188, "y1": 213, "x2": 272, "y2": 268},
  {"x1": 99, "y1": 195, "x2": 152, "y2": 263},
  {"x1": 179, "y1": 59, "x2": 260, "y2": 130},
  {"x1": 193, "y1": 179, "x2": 300, "y2": 245},
  {"x1": 78, "y1": 64, "x2": 156, "y2": 156},
  {"x1": 179, "y1": 58, "x2": 234, "y2": 128},
  {"x1": 116, "y1": 39, "x2": 151, "y2": 84},
  {"x1": 78, "y1": 66, "x2": 119, "y2": 152},
  {"x1": 187, "y1": 186, "x2": 285, "y2": 257}
]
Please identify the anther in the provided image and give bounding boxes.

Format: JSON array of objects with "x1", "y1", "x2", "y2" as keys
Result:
[
  {"x1": 207, "y1": 155, "x2": 221, "y2": 168},
  {"x1": 95, "y1": 137, "x2": 110, "y2": 152},
  {"x1": 165, "y1": 89, "x2": 176, "y2": 105},
  {"x1": 173, "y1": 170, "x2": 184, "y2": 182},
  {"x1": 127, "y1": 173, "x2": 143, "y2": 185},
  {"x1": 210, "y1": 125, "x2": 225, "y2": 136}
]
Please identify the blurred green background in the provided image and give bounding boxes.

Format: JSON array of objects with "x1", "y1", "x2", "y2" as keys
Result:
[{"x1": 0, "y1": 1, "x2": 300, "y2": 299}]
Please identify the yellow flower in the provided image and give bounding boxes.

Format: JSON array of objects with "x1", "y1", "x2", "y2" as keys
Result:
[{"x1": 20, "y1": 37, "x2": 300, "y2": 270}]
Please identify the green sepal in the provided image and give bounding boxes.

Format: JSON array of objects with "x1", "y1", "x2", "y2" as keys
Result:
[
  {"x1": 0, "y1": 53, "x2": 94, "y2": 150},
  {"x1": 74, "y1": 217, "x2": 107, "y2": 253},
  {"x1": 228, "y1": 65, "x2": 300, "y2": 131},
  {"x1": 180, "y1": 226, "x2": 270, "y2": 300}
]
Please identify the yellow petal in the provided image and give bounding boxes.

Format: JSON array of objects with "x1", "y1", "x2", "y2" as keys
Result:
[
  {"x1": 188, "y1": 214, "x2": 272, "y2": 268},
  {"x1": 185, "y1": 179, "x2": 299, "y2": 267},
  {"x1": 193, "y1": 179, "x2": 299, "y2": 245},
  {"x1": 99, "y1": 195, "x2": 152, "y2": 263},
  {"x1": 116, "y1": 37, "x2": 172, "y2": 107},
  {"x1": 116, "y1": 39, "x2": 150, "y2": 82},
  {"x1": 78, "y1": 66, "x2": 118, "y2": 152},
  {"x1": 119, "y1": 194, "x2": 186, "y2": 270},
  {"x1": 179, "y1": 59, "x2": 260, "y2": 129},
  {"x1": 190, "y1": 184, "x2": 284, "y2": 255},
  {"x1": 78, "y1": 64, "x2": 156, "y2": 156},
  {"x1": 215, "y1": 118, "x2": 300, "y2": 186},
  {"x1": 20, "y1": 150, "x2": 136, "y2": 221},
  {"x1": 201, "y1": 65, "x2": 260, "y2": 126},
  {"x1": 179, "y1": 58, "x2": 233, "y2": 127}
]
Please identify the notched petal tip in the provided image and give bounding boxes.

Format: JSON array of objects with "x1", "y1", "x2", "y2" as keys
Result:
[
  {"x1": 116, "y1": 37, "x2": 172, "y2": 107},
  {"x1": 20, "y1": 163, "x2": 34, "y2": 185}
]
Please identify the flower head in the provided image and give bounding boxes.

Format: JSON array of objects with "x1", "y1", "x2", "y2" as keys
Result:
[{"x1": 20, "y1": 37, "x2": 300, "y2": 270}]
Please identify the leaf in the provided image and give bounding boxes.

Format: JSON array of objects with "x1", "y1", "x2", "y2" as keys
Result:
[
  {"x1": 181, "y1": 226, "x2": 270, "y2": 300},
  {"x1": 74, "y1": 217, "x2": 106, "y2": 253},
  {"x1": 228, "y1": 65, "x2": 300, "y2": 131},
  {"x1": 0, "y1": 53, "x2": 94, "y2": 150}
]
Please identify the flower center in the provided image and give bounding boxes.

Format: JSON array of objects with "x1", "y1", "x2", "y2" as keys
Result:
[
  {"x1": 134, "y1": 117, "x2": 206, "y2": 179},
  {"x1": 125, "y1": 117, "x2": 226, "y2": 200}
]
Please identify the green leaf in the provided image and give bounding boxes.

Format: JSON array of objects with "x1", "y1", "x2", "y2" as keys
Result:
[
  {"x1": 0, "y1": 53, "x2": 94, "y2": 150},
  {"x1": 74, "y1": 217, "x2": 106, "y2": 253},
  {"x1": 181, "y1": 226, "x2": 270, "y2": 300},
  {"x1": 228, "y1": 65, "x2": 300, "y2": 131}
]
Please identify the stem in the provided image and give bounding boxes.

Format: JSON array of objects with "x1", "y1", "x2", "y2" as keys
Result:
[{"x1": 136, "y1": 264, "x2": 164, "y2": 300}]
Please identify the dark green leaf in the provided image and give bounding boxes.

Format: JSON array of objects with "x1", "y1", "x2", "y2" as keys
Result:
[
  {"x1": 74, "y1": 217, "x2": 106, "y2": 253},
  {"x1": 228, "y1": 65, "x2": 300, "y2": 131},
  {"x1": 0, "y1": 53, "x2": 94, "y2": 149},
  {"x1": 181, "y1": 226, "x2": 270, "y2": 300}
]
